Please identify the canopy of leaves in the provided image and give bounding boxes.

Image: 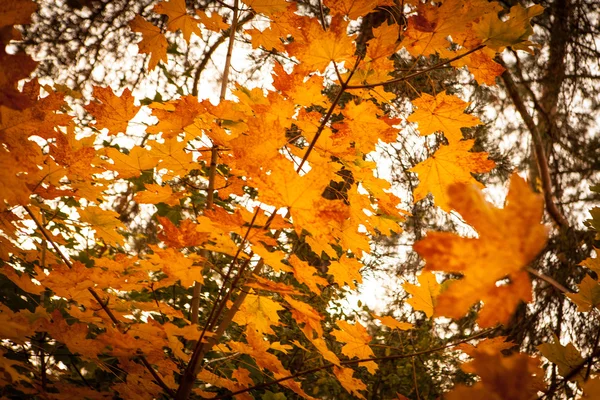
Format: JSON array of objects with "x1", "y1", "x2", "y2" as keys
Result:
[{"x1": 0, "y1": 0, "x2": 599, "y2": 399}]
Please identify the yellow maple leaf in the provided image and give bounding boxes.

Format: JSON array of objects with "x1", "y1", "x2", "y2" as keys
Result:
[
  {"x1": 566, "y1": 275, "x2": 600, "y2": 313},
  {"x1": 538, "y1": 334, "x2": 585, "y2": 382},
  {"x1": 195, "y1": 10, "x2": 228, "y2": 32},
  {"x1": 408, "y1": 91, "x2": 481, "y2": 143},
  {"x1": 134, "y1": 183, "x2": 182, "y2": 206},
  {"x1": 331, "y1": 320, "x2": 377, "y2": 373},
  {"x1": 129, "y1": 15, "x2": 168, "y2": 71},
  {"x1": 402, "y1": 271, "x2": 440, "y2": 318},
  {"x1": 325, "y1": 0, "x2": 380, "y2": 20},
  {"x1": 410, "y1": 140, "x2": 495, "y2": 212},
  {"x1": 333, "y1": 366, "x2": 367, "y2": 399},
  {"x1": 79, "y1": 206, "x2": 125, "y2": 245},
  {"x1": 327, "y1": 255, "x2": 363, "y2": 290},
  {"x1": 473, "y1": 4, "x2": 544, "y2": 53},
  {"x1": 371, "y1": 313, "x2": 412, "y2": 331},
  {"x1": 288, "y1": 255, "x2": 328, "y2": 295},
  {"x1": 289, "y1": 16, "x2": 355, "y2": 73},
  {"x1": 85, "y1": 86, "x2": 140, "y2": 135},
  {"x1": 102, "y1": 147, "x2": 159, "y2": 178},
  {"x1": 580, "y1": 250, "x2": 600, "y2": 275},
  {"x1": 154, "y1": 0, "x2": 201, "y2": 43},
  {"x1": 414, "y1": 173, "x2": 548, "y2": 327},
  {"x1": 243, "y1": 0, "x2": 289, "y2": 15},
  {"x1": 142, "y1": 246, "x2": 202, "y2": 288},
  {"x1": 232, "y1": 293, "x2": 284, "y2": 335}
]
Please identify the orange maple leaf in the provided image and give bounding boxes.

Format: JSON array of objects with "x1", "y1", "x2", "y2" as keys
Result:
[
  {"x1": 0, "y1": 0, "x2": 37, "y2": 29},
  {"x1": 408, "y1": 91, "x2": 481, "y2": 143},
  {"x1": 129, "y1": 15, "x2": 168, "y2": 71},
  {"x1": 85, "y1": 86, "x2": 140, "y2": 135},
  {"x1": 449, "y1": 338, "x2": 545, "y2": 400},
  {"x1": 414, "y1": 174, "x2": 548, "y2": 327},
  {"x1": 154, "y1": 0, "x2": 201, "y2": 43},
  {"x1": 332, "y1": 320, "x2": 377, "y2": 373},
  {"x1": 402, "y1": 271, "x2": 440, "y2": 318},
  {"x1": 410, "y1": 139, "x2": 495, "y2": 211}
]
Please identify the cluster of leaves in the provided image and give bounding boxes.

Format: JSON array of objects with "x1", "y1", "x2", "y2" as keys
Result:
[{"x1": 0, "y1": 0, "x2": 598, "y2": 399}]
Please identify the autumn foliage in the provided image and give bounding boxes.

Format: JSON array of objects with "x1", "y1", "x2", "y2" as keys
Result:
[{"x1": 1, "y1": 0, "x2": 599, "y2": 399}]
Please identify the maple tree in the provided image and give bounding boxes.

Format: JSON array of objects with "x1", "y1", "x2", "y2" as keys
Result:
[{"x1": 1, "y1": 0, "x2": 599, "y2": 399}]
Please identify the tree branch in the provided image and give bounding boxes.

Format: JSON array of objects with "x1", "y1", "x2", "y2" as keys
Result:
[
  {"x1": 191, "y1": 147, "x2": 219, "y2": 324},
  {"x1": 499, "y1": 68, "x2": 570, "y2": 229},
  {"x1": 219, "y1": 0, "x2": 239, "y2": 101},
  {"x1": 210, "y1": 328, "x2": 497, "y2": 399},
  {"x1": 345, "y1": 44, "x2": 485, "y2": 90}
]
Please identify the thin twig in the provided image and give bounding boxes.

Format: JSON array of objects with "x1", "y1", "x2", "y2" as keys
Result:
[
  {"x1": 210, "y1": 328, "x2": 497, "y2": 399},
  {"x1": 345, "y1": 44, "x2": 485, "y2": 89},
  {"x1": 191, "y1": 13, "x2": 255, "y2": 97},
  {"x1": 297, "y1": 57, "x2": 361, "y2": 172},
  {"x1": 318, "y1": 0, "x2": 327, "y2": 31},
  {"x1": 191, "y1": 147, "x2": 219, "y2": 324},
  {"x1": 526, "y1": 267, "x2": 573, "y2": 294}
]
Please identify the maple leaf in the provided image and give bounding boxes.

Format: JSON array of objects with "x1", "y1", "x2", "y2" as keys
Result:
[
  {"x1": 325, "y1": 0, "x2": 381, "y2": 20},
  {"x1": 243, "y1": 0, "x2": 289, "y2": 15},
  {"x1": 0, "y1": 50, "x2": 38, "y2": 110},
  {"x1": 195, "y1": 10, "x2": 228, "y2": 32},
  {"x1": 402, "y1": 271, "x2": 440, "y2": 318},
  {"x1": 410, "y1": 140, "x2": 495, "y2": 212},
  {"x1": 232, "y1": 293, "x2": 284, "y2": 335},
  {"x1": 580, "y1": 250, "x2": 600, "y2": 274},
  {"x1": 154, "y1": 0, "x2": 201, "y2": 42},
  {"x1": 371, "y1": 314, "x2": 412, "y2": 331},
  {"x1": 85, "y1": 86, "x2": 140, "y2": 135},
  {"x1": 0, "y1": 0, "x2": 37, "y2": 32},
  {"x1": 332, "y1": 320, "x2": 377, "y2": 373},
  {"x1": 142, "y1": 246, "x2": 203, "y2": 288},
  {"x1": 449, "y1": 338, "x2": 545, "y2": 400},
  {"x1": 566, "y1": 275, "x2": 600, "y2": 312},
  {"x1": 134, "y1": 183, "x2": 183, "y2": 206},
  {"x1": 327, "y1": 255, "x2": 363, "y2": 290},
  {"x1": 288, "y1": 255, "x2": 329, "y2": 295},
  {"x1": 414, "y1": 173, "x2": 548, "y2": 327},
  {"x1": 79, "y1": 206, "x2": 126, "y2": 245},
  {"x1": 473, "y1": 4, "x2": 544, "y2": 53},
  {"x1": 102, "y1": 147, "x2": 159, "y2": 178},
  {"x1": 333, "y1": 366, "x2": 367, "y2": 399},
  {"x1": 147, "y1": 95, "x2": 206, "y2": 138},
  {"x1": 130, "y1": 15, "x2": 168, "y2": 71},
  {"x1": 157, "y1": 216, "x2": 209, "y2": 248},
  {"x1": 288, "y1": 16, "x2": 355, "y2": 73},
  {"x1": 538, "y1": 334, "x2": 585, "y2": 382},
  {"x1": 408, "y1": 91, "x2": 481, "y2": 143}
]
